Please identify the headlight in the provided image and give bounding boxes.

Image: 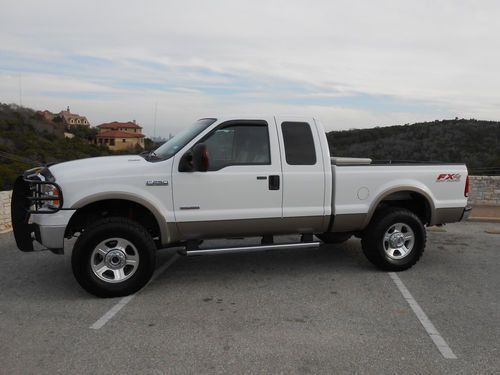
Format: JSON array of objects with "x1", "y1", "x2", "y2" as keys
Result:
[
  {"x1": 22, "y1": 167, "x2": 63, "y2": 213},
  {"x1": 40, "y1": 183, "x2": 61, "y2": 209}
]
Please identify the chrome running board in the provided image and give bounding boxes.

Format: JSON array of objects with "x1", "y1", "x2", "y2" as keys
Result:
[{"x1": 181, "y1": 242, "x2": 320, "y2": 256}]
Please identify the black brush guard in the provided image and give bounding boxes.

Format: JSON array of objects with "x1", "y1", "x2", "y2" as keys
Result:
[{"x1": 11, "y1": 171, "x2": 63, "y2": 252}]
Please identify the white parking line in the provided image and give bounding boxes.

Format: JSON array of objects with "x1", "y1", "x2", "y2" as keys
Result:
[
  {"x1": 389, "y1": 272, "x2": 457, "y2": 359},
  {"x1": 90, "y1": 253, "x2": 180, "y2": 330}
]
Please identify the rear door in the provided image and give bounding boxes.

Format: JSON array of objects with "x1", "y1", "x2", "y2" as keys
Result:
[{"x1": 275, "y1": 117, "x2": 327, "y2": 223}]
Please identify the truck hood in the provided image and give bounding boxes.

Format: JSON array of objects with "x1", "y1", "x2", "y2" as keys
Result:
[{"x1": 49, "y1": 155, "x2": 148, "y2": 183}]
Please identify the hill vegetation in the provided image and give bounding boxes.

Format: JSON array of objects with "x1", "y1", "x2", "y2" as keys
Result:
[
  {"x1": 1, "y1": 103, "x2": 499, "y2": 191},
  {"x1": 326, "y1": 119, "x2": 500, "y2": 174},
  {"x1": 0, "y1": 103, "x2": 115, "y2": 190}
]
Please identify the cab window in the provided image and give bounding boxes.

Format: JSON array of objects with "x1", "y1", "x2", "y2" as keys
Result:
[
  {"x1": 281, "y1": 122, "x2": 317, "y2": 165},
  {"x1": 202, "y1": 122, "x2": 270, "y2": 171}
]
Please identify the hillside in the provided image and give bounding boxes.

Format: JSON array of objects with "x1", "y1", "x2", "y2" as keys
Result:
[
  {"x1": 2, "y1": 105, "x2": 499, "y2": 191},
  {"x1": 0, "y1": 103, "x2": 113, "y2": 190},
  {"x1": 327, "y1": 119, "x2": 500, "y2": 174}
]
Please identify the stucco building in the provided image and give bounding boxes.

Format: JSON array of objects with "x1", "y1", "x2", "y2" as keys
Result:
[{"x1": 95, "y1": 120, "x2": 145, "y2": 151}]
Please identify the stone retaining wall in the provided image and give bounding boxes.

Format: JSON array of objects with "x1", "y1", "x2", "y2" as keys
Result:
[
  {"x1": 468, "y1": 176, "x2": 500, "y2": 206},
  {"x1": 0, "y1": 176, "x2": 498, "y2": 233},
  {"x1": 0, "y1": 190, "x2": 12, "y2": 233}
]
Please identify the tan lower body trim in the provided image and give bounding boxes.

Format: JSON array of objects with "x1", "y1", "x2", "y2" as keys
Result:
[
  {"x1": 331, "y1": 213, "x2": 366, "y2": 232},
  {"x1": 175, "y1": 216, "x2": 326, "y2": 240},
  {"x1": 431, "y1": 207, "x2": 464, "y2": 225}
]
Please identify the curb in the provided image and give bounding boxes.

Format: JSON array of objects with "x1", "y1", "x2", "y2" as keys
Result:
[
  {"x1": 467, "y1": 217, "x2": 500, "y2": 223},
  {"x1": 0, "y1": 223, "x2": 12, "y2": 234}
]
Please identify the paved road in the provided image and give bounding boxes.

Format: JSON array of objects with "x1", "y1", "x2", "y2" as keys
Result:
[{"x1": 0, "y1": 221, "x2": 499, "y2": 374}]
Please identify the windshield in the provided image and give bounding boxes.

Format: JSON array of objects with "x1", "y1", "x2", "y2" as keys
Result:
[{"x1": 151, "y1": 118, "x2": 216, "y2": 161}]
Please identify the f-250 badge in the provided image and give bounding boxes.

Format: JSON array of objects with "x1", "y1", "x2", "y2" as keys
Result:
[
  {"x1": 146, "y1": 180, "x2": 169, "y2": 186},
  {"x1": 436, "y1": 173, "x2": 461, "y2": 182}
]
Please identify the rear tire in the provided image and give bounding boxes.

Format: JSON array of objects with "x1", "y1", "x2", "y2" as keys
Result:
[
  {"x1": 361, "y1": 208, "x2": 426, "y2": 271},
  {"x1": 72, "y1": 217, "x2": 156, "y2": 298}
]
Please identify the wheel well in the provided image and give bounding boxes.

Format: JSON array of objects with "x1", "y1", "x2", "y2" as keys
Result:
[
  {"x1": 372, "y1": 191, "x2": 431, "y2": 225},
  {"x1": 65, "y1": 199, "x2": 161, "y2": 241}
]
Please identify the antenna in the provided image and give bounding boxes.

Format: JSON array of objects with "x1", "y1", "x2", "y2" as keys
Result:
[
  {"x1": 153, "y1": 102, "x2": 158, "y2": 138},
  {"x1": 19, "y1": 73, "x2": 23, "y2": 107}
]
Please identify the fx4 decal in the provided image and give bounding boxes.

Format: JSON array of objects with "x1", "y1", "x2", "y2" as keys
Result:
[{"x1": 436, "y1": 173, "x2": 461, "y2": 182}]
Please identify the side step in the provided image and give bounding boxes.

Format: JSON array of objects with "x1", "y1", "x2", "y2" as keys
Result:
[{"x1": 180, "y1": 241, "x2": 320, "y2": 256}]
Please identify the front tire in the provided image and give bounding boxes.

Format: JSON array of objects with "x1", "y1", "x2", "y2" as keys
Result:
[
  {"x1": 72, "y1": 217, "x2": 156, "y2": 297},
  {"x1": 361, "y1": 208, "x2": 426, "y2": 271}
]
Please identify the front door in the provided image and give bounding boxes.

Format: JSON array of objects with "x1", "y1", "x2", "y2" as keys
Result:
[{"x1": 171, "y1": 118, "x2": 283, "y2": 238}]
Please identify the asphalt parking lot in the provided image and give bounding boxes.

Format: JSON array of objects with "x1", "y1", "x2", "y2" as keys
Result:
[{"x1": 0, "y1": 221, "x2": 499, "y2": 374}]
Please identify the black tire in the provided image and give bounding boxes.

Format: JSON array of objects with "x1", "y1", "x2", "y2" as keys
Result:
[
  {"x1": 71, "y1": 217, "x2": 156, "y2": 298},
  {"x1": 316, "y1": 232, "x2": 352, "y2": 244},
  {"x1": 361, "y1": 208, "x2": 426, "y2": 271}
]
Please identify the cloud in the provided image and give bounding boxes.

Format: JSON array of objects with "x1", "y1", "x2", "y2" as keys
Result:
[{"x1": 1, "y1": 0, "x2": 500, "y2": 135}]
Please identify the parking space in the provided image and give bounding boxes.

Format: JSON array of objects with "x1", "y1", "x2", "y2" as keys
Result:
[{"x1": 0, "y1": 221, "x2": 499, "y2": 374}]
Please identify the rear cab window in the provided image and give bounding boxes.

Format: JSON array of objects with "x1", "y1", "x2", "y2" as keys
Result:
[{"x1": 281, "y1": 122, "x2": 317, "y2": 165}]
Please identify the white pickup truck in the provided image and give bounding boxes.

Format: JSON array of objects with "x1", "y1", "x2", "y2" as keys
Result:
[{"x1": 11, "y1": 116, "x2": 471, "y2": 297}]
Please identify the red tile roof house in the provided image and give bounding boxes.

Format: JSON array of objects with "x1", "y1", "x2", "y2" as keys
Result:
[{"x1": 95, "y1": 121, "x2": 145, "y2": 151}]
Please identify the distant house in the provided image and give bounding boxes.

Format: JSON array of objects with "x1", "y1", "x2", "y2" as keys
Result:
[
  {"x1": 95, "y1": 120, "x2": 145, "y2": 151},
  {"x1": 39, "y1": 106, "x2": 90, "y2": 128}
]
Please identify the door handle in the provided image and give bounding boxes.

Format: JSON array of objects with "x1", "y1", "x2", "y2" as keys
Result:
[{"x1": 269, "y1": 175, "x2": 280, "y2": 190}]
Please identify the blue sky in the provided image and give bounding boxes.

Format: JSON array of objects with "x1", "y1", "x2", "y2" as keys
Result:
[{"x1": 1, "y1": 0, "x2": 499, "y2": 136}]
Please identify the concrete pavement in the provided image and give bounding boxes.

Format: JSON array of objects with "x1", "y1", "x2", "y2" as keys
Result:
[{"x1": 1, "y1": 221, "x2": 499, "y2": 374}]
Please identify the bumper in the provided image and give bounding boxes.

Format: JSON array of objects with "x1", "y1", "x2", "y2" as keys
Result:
[
  {"x1": 12, "y1": 210, "x2": 76, "y2": 253},
  {"x1": 11, "y1": 175, "x2": 75, "y2": 253},
  {"x1": 31, "y1": 210, "x2": 76, "y2": 251},
  {"x1": 460, "y1": 205, "x2": 473, "y2": 221},
  {"x1": 13, "y1": 215, "x2": 74, "y2": 253},
  {"x1": 32, "y1": 223, "x2": 67, "y2": 252}
]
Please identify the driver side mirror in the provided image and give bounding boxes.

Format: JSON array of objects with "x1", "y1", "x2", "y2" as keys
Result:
[
  {"x1": 179, "y1": 143, "x2": 209, "y2": 172},
  {"x1": 192, "y1": 143, "x2": 209, "y2": 172}
]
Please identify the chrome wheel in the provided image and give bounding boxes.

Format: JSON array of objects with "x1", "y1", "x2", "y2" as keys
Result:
[
  {"x1": 90, "y1": 238, "x2": 140, "y2": 283},
  {"x1": 382, "y1": 223, "x2": 415, "y2": 259}
]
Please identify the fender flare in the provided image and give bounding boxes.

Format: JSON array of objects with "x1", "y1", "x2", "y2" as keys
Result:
[
  {"x1": 363, "y1": 185, "x2": 435, "y2": 227},
  {"x1": 71, "y1": 192, "x2": 179, "y2": 245}
]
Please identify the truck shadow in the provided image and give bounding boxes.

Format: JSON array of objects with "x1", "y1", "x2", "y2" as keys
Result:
[
  {"x1": 151, "y1": 239, "x2": 376, "y2": 290},
  {"x1": 1, "y1": 232, "x2": 376, "y2": 300}
]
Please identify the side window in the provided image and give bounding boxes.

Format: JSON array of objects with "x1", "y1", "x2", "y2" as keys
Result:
[
  {"x1": 281, "y1": 122, "x2": 316, "y2": 165},
  {"x1": 202, "y1": 123, "x2": 270, "y2": 171}
]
